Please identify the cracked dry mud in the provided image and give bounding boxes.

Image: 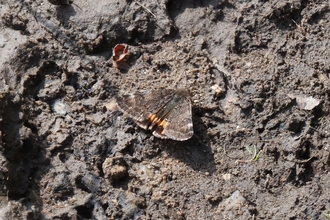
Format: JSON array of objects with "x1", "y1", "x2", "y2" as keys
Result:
[{"x1": 0, "y1": 0, "x2": 330, "y2": 219}]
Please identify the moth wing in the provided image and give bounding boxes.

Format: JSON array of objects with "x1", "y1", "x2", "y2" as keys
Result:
[
  {"x1": 153, "y1": 96, "x2": 193, "y2": 141},
  {"x1": 116, "y1": 89, "x2": 175, "y2": 130}
]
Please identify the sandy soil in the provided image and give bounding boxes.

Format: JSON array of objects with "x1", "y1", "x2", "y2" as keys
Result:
[{"x1": 0, "y1": 0, "x2": 330, "y2": 219}]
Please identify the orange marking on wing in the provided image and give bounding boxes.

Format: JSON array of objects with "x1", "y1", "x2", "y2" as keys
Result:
[
  {"x1": 159, "y1": 120, "x2": 167, "y2": 127},
  {"x1": 158, "y1": 120, "x2": 167, "y2": 134},
  {"x1": 149, "y1": 114, "x2": 157, "y2": 122}
]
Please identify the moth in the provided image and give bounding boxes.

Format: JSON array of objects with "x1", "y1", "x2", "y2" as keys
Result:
[{"x1": 116, "y1": 89, "x2": 193, "y2": 141}]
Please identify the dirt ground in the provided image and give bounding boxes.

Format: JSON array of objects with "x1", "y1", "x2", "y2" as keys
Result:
[{"x1": 0, "y1": 0, "x2": 330, "y2": 219}]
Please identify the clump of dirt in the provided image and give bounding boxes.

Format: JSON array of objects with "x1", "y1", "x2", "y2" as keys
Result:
[{"x1": 0, "y1": 0, "x2": 330, "y2": 219}]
